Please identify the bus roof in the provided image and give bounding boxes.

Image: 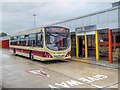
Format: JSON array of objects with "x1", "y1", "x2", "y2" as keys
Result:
[
  {"x1": 10, "y1": 28, "x2": 43, "y2": 37},
  {"x1": 10, "y1": 26, "x2": 69, "y2": 37}
]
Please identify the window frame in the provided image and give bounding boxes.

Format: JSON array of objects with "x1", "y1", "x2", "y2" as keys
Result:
[{"x1": 36, "y1": 32, "x2": 44, "y2": 48}]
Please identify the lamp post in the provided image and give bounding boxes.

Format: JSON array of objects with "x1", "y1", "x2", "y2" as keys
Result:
[{"x1": 33, "y1": 14, "x2": 37, "y2": 28}]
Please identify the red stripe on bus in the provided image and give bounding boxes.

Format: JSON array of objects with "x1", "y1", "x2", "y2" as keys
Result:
[
  {"x1": 33, "y1": 51, "x2": 43, "y2": 56},
  {"x1": 11, "y1": 48, "x2": 53, "y2": 58},
  {"x1": 32, "y1": 50, "x2": 53, "y2": 58},
  {"x1": 22, "y1": 49, "x2": 30, "y2": 54},
  {"x1": 16, "y1": 48, "x2": 21, "y2": 52}
]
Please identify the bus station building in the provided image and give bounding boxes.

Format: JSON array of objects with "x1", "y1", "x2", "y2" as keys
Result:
[{"x1": 47, "y1": 3, "x2": 120, "y2": 64}]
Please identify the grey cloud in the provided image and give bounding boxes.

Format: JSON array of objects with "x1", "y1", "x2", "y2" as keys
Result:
[
  {"x1": 1, "y1": 2, "x2": 116, "y2": 35},
  {"x1": 2, "y1": 2, "x2": 47, "y2": 13}
]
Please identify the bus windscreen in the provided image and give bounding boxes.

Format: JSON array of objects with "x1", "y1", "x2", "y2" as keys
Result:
[{"x1": 45, "y1": 27, "x2": 70, "y2": 51}]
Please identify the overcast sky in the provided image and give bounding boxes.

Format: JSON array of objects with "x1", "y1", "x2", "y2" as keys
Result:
[{"x1": 1, "y1": 0, "x2": 119, "y2": 35}]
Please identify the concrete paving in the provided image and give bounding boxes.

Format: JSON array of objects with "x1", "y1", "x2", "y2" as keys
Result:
[
  {"x1": 42, "y1": 61, "x2": 119, "y2": 88},
  {"x1": 1, "y1": 49, "x2": 119, "y2": 89},
  {"x1": 72, "y1": 57, "x2": 120, "y2": 69}
]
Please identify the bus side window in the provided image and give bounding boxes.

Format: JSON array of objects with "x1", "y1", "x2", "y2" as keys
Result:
[
  {"x1": 25, "y1": 35, "x2": 30, "y2": 46},
  {"x1": 10, "y1": 36, "x2": 18, "y2": 45},
  {"x1": 29, "y1": 34, "x2": 36, "y2": 47},
  {"x1": 20, "y1": 35, "x2": 25, "y2": 46},
  {"x1": 10, "y1": 37, "x2": 14, "y2": 45},
  {"x1": 37, "y1": 33, "x2": 43, "y2": 48},
  {"x1": 17, "y1": 36, "x2": 20, "y2": 45}
]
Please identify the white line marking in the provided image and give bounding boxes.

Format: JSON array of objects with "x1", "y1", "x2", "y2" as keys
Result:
[
  {"x1": 91, "y1": 84, "x2": 103, "y2": 88},
  {"x1": 48, "y1": 75, "x2": 107, "y2": 88}
]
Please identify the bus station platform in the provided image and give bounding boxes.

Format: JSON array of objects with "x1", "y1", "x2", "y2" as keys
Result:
[{"x1": 72, "y1": 57, "x2": 120, "y2": 69}]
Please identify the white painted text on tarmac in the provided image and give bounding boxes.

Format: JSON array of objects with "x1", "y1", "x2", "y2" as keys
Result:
[{"x1": 48, "y1": 74, "x2": 107, "y2": 88}]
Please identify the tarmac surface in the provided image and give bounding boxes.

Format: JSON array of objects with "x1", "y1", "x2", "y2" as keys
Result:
[{"x1": 0, "y1": 49, "x2": 119, "y2": 89}]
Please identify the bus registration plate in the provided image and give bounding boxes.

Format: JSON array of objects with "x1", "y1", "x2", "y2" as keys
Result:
[{"x1": 54, "y1": 55, "x2": 61, "y2": 59}]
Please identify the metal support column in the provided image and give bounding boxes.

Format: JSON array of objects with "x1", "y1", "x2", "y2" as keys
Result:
[
  {"x1": 75, "y1": 33, "x2": 79, "y2": 58},
  {"x1": 95, "y1": 30, "x2": 99, "y2": 61},
  {"x1": 108, "y1": 29, "x2": 113, "y2": 64},
  {"x1": 84, "y1": 32, "x2": 88, "y2": 59}
]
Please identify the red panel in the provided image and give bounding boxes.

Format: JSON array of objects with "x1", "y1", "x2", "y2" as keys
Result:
[
  {"x1": 33, "y1": 50, "x2": 53, "y2": 58},
  {"x1": 16, "y1": 48, "x2": 21, "y2": 52},
  {"x1": 2, "y1": 40, "x2": 9, "y2": 48},
  {"x1": 108, "y1": 29, "x2": 113, "y2": 64},
  {"x1": 65, "y1": 51, "x2": 71, "y2": 57},
  {"x1": 22, "y1": 49, "x2": 30, "y2": 54},
  {"x1": 33, "y1": 51, "x2": 44, "y2": 57},
  {"x1": 9, "y1": 47, "x2": 53, "y2": 58}
]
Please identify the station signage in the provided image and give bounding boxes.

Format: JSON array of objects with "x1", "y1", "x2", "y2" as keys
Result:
[{"x1": 75, "y1": 25, "x2": 97, "y2": 32}]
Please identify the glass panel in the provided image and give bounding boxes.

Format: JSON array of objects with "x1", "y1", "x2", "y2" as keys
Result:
[
  {"x1": 20, "y1": 35, "x2": 25, "y2": 46},
  {"x1": 29, "y1": 34, "x2": 36, "y2": 47},
  {"x1": 10, "y1": 36, "x2": 18, "y2": 45},
  {"x1": 87, "y1": 35, "x2": 96, "y2": 57},
  {"x1": 83, "y1": 16, "x2": 90, "y2": 26},
  {"x1": 99, "y1": 30, "x2": 109, "y2": 60},
  {"x1": 112, "y1": 30, "x2": 120, "y2": 62},
  {"x1": 37, "y1": 33, "x2": 43, "y2": 48},
  {"x1": 108, "y1": 9, "x2": 118, "y2": 23},
  {"x1": 91, "y1": 14, "x2": 98, "y2": 25},
  {"x1": 25, "y1": 35, "x2": 30, "y2": 46},
  {"x1": 98, "y1": 12, "x2": 107, "y2": 24},
  {"x1": 45, "y1": 27, "x2": 70, "y2": 51},
  {"x1": 76, "y1": 18, "x2": 83, "y2": 27}
]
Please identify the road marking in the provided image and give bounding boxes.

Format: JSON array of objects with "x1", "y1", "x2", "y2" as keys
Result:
[
  {"x1": 78, "y1": 74, "x2": 107, "y2": 83},
  {"x1": 26, "y1": 68, "x2": 50, "y2": 77},
  {"x1": 66, "y1": 80, "x2": 83, "y2": 86},
  {"x1": 90, "y1": 84, "x2": 103, "y2": 88},
  {"x1": 48, "y1": 74, "x2": 107, "y2": 88},
  {"x1": 55, "y1": 82, "x2": 70, "y2": 88},
  {"x1": 48, "y1": 85, "x2": 58, "y2": 88}
]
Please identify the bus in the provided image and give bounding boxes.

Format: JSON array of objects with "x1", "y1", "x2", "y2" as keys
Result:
[{"x1": 10, "y1": 26, "x2": 71, "y2": 61}]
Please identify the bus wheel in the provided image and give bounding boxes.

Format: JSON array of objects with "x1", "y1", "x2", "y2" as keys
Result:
[{"x1": 31, "y1": 53, "x2": 34, "y2": 61}]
